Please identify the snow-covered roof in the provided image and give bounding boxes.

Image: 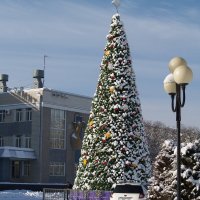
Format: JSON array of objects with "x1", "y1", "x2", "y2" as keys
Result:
[{"x1": 0, "y1": 146, "x2": 36, "y2": 160}]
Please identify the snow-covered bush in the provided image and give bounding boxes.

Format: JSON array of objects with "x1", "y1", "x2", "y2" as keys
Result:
[{"x1": 148, "y1": 139, "x2": 200, "y2": 200}]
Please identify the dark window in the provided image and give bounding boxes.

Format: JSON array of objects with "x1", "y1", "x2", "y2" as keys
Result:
[
  {"x1": 26, "y1": 108, "x2": 32, "y2": 121},
  {"x1": 16, "y1": 109, "x2": 23, "y2": 122},
  {"x1": 16, "y1": 136, "x2": 22, "y2": 147},
  {"x1": 23, "y1": 161, "x2": 30, "y2": 176},
  {"x1": 0, "y1": 110, "x2": 5, "y2": 122},
  {"x1": 49, "y1": 162, "x2": 65, "y2": 176},
  {"x1": 12, "y1": 161, "x2": 20, "y2": 178},
  {"x1": 25, "y1": 137, "x2": 31, "y2": 148},
  {"x1": 113, "y1": 184, "x2": 144, "y2": 194}
]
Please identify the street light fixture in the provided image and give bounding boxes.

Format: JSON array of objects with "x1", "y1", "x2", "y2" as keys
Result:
[{"x1": 163, "y1": 57, "x2": 193, "y2": 200}]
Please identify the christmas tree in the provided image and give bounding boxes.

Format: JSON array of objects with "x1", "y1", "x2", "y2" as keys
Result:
[
  {"x1": 148, "y1": 140, "x2": 200, "y2": 200},
  {"x1": 73, "y1": 13, "x2": 151, "y2": 191}
]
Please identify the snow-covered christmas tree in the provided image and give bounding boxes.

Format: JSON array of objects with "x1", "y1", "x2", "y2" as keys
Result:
[
  {"x1": 73, "y1": 13, "x2": 151, "y2": 191},
  {"x1": 148, "y1": 140, "x2": 200, "y2": 200}
]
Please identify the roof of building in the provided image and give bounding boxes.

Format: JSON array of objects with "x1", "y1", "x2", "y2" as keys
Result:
[
  {"x1": 0, "y1": 92, "x2": 23, "y2": 105},
  {"x1": 0, "y1": 87, "x2": 92, "y2": 113}
]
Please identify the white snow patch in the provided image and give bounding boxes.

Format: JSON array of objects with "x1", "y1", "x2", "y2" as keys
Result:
[{"x1": 0, "y1": 190, "x2": 43, "y2": 200}]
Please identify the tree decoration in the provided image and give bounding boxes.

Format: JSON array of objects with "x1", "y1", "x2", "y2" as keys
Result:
[
  {"x1": 105, "y1": 132, "x2": 111, "y2": 139},
  {"x1": 109, "y1": 86, "x2": 115, "y2": 93},
  {"x1": 89, "y1": 120, "x2": 94, "y2": 128},
  {"x1": 105, "y1": 50, "x2": 110, "y2": 56},
  {"x1": 83, "y1": 159, "x2": 87, "y2": 167},
  {"x1": 74, "y1": 13, "x2": 151, "y2": 191},
  {"x1": 102, "y1": 139, "x2": 106, "y2": 143}
]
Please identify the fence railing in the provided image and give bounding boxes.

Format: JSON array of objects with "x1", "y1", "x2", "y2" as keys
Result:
[{"x1": 43, "y1": 188, "x2": 112, "y2": 200}]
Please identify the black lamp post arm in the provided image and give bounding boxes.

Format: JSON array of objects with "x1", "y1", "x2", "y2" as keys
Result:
[
  {"x1": 171, "y1": 94, "x2": 176, "y2": 112},
  {"x1": 180, "y1": 84, "x2": 186, "y2": 107},
  {"x1": 170, "y1": 84, "x2": 186, "y2": 113}
]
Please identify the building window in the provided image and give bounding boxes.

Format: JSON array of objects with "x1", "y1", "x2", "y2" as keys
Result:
[
  {"x1": 25, "y1": 137, "x2": 31, "y2": 148},
  {"x1": 0, "y1": 136, "x2": 4, "y2": 147},
  {"x1": 16, "y1": 109, "x2": 23, "y2": 122},
  {"x1": 23, "y1": 161, "x2": 30, "y2": 176},
  {"x1": 50, "y1": 129, "x2": 65, "y2": 149},
  {"x1": 0, "y1": 110, "x2": 5, "y2": 123},
  {"x1": 16, "y1": 136, "x2": 21, "y2": 147},
  {"x1": 50, "y1": 109, "x2": 66, "y2": 149},
  {"x1": 51, "y1": 109, "x2": 65, "y2": 129},
  {"x1": 26, "y1": 108, "x2": 32, "y2": 121},
  {"x1": 49, "y1": 162, "x2": 65, "y2": 176},
  {"x1": 12, "y1": 161, "x2": 20, "y2": 178}
]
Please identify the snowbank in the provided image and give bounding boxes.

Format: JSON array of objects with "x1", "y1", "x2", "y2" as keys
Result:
[{"x1": 0, "y1": 190, "x2": 42, "y2": 200}]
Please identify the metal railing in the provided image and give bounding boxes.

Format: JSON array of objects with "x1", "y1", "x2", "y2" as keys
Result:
[{"x1": 43, "y1": 188, "x2": 112, "y2": 200}]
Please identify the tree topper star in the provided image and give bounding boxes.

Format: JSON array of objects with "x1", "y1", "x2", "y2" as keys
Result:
[{"x1": 112, "y1": 0, "x2": 120, "y2": 13}]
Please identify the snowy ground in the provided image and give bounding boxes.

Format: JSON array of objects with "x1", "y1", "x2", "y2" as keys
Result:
[{"x1": 0, "y1": 190, "x2": 43, "y2": 200}]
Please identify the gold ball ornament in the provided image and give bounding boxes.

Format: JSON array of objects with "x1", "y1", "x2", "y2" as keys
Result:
[
  {"x1": 105, "y1": 132, "x2": 111, "y2": 139},
  {"x1": 89, "y1": 120, "x2": 94, "y2": 128},
  {"x1": 109, "y1": 86, "x2": 115, "y2": 93},
  {"x1": 83, "y1": 159, "x2": 87, "y2": 167},
  {"x1": 105, "y1": 50, "x2": 110, "y2": 56}
]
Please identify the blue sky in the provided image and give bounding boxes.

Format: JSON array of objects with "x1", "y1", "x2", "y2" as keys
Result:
[{"x1": 0, "y1": 0, "x2": 200, "y2": 128}]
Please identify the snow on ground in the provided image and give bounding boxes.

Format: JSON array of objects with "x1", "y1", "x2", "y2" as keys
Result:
[{"x1": 0, "y1": 190, "x2": 43, "y2": 200}]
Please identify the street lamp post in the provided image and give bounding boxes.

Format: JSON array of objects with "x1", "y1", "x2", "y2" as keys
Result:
[{"x1": 163, "y1": 57, "x2": 193, "y2": 200}]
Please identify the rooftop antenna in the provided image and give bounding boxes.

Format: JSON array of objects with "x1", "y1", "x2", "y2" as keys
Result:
[
  {"x1": 43, "y1": 55, "x2": 48, "y2": 87},
  {"x1": 112, "y1": 0, "x2": 120, "y2": 13}
]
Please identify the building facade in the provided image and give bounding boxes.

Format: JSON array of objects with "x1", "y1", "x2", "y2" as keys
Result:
[{"x1": 0, "y1": 72, "x2": 91, "y2": 184}]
